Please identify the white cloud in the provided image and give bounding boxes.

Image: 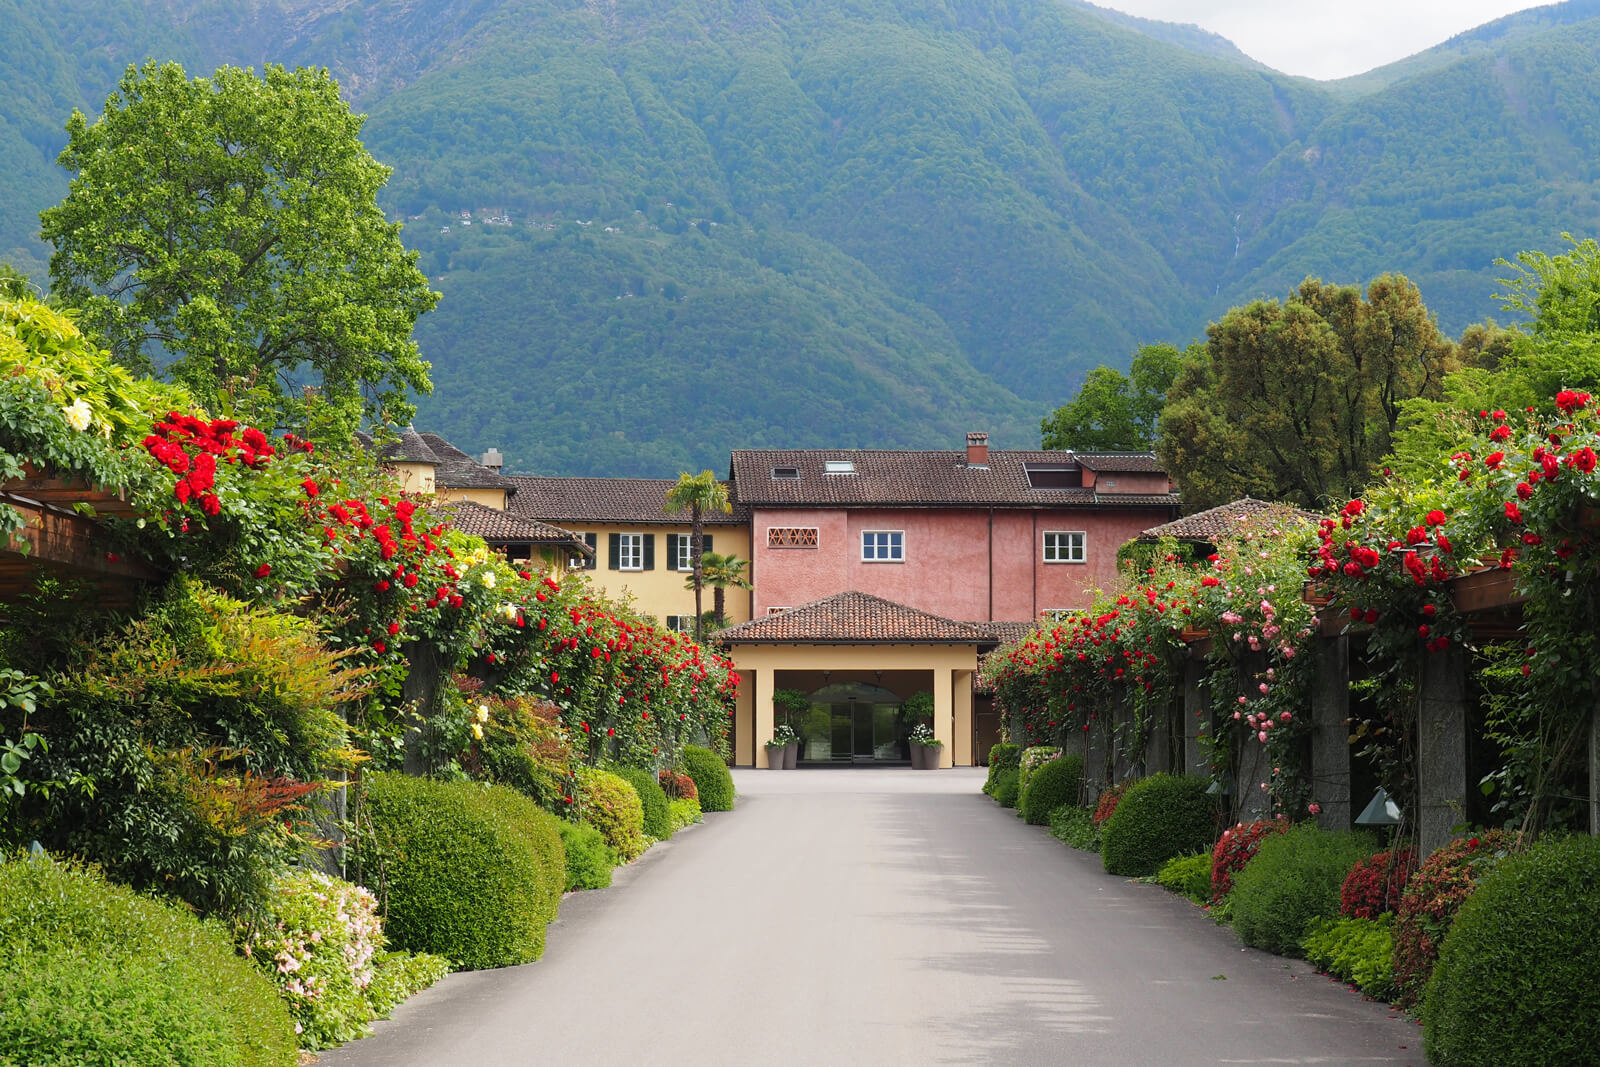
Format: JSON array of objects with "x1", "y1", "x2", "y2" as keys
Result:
[{"x1": 1093, "y1": 1, "x2": 1550, "y2": 80}]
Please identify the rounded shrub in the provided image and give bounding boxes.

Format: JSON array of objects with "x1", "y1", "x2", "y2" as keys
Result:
[
  {"x1": 557, "y1": 819, "x2": 616, "y2": 891},
  {"x1": 1230, "y1": 824, "x2": 1374, "y2": 957},
  {"x1": 1422, "y1": 835, "x2": 1600, "y2": 1066},
  {"x1": 1339, "y1": 847, "x2": 1416, "y2": 919},
  {"x1": 1211, "y1": 818, "x2": 1290, "y2": 902},
  {"x1": 0, "y1": 852, "x2": 296, "y2": 1066},
  {"x1": 1017, "y1": 745, "x2": 1062, "y2": 796},
  {"x1": 578, "y1": 769, "x2": 646, "y2": 861},
  {"x1": 993, "y1": 767, "x2": 1021, "y2": 808},
  {"x1": 984, "y1": 742, "x2": 1020, "y2": 795},
  {"x1": 354, "y1": 773, "x2": 565, "y2": 970},
  {"x1": 1391, "y1": 830, "x2": 1514, "y2": 1007},
  {"x1": 681, "y1": 745, "x2": 734, "y2": 812},
  {"x1": 658, "y1": 768, "x2": 697, "y2": 802},
  {"x1": 612, "y1": 765, "x2": 672, "y2": 840},
  {"x1": 1020, "y1": 753, "x2": 1084, "y2": 825},
  {"x1": 1100, "y1": 774, "x2": 1220, "y2": 877}
]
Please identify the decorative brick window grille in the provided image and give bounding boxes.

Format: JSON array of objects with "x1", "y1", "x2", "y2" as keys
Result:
[{"x1": 767, "y1": 527, "x2": 819, "y2": 548}]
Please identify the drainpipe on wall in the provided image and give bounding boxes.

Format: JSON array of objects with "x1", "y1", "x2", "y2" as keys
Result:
[
  {"x1": 987, "y1": 508, "x2": 995, "y2": 622},
  {"x1": 1031, "y1": 512, "x2": 1038, "y2": 620}
]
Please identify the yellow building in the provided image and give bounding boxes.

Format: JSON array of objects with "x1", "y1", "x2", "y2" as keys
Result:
[{"x1": 505, "y1": 477, "x2": 752, "y2": 633}]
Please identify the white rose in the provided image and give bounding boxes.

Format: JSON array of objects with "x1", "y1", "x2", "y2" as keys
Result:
[{"x1": 62, "y1": 399, "x2": 93, "y2": 432}]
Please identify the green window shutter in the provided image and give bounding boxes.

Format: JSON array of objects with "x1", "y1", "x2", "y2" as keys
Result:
[
  {"x1": 667, "y1": 533, "x2": 680, "y2": 568},
  {"x1": 608, "y1": 532, "x2": 620, "y2": 570},
  {"x1": 702, "y1": 534, "x2": 713, "y2": 554},
  {"x1": 642, "y1": 534, "x2": 655, "y2": 571},
  {"x1": 584, "y1": 532, "x2": 597, "y2": 570}
]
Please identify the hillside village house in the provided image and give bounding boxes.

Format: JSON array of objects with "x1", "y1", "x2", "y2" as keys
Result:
[{"x1": 383, "y1": 430, "x2": 1179, "y2": 768}]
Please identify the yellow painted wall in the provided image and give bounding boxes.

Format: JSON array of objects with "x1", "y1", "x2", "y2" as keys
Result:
[
  {"x1": 437, "y1": 486, "x2": 509, "y2": 509},
  {"x1": 390, "y1": 461, "x2": 435, "y2": 495},
  {"x1": 562, "y1": 523, "x2": 752, "y2": 627}
]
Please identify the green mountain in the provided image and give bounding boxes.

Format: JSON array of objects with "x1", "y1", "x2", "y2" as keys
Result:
[{"x1": 3, "y1": 0, "x2": 1600, "y2": 474}]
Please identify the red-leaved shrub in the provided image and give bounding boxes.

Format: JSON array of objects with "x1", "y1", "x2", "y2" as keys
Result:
[
  {"x1": 1210, "y1": 818, "x2": 1290, "y2": 903},
  {"x1": 1091, "y1": 781, "x2": 1132, "y2": 826},
  {"x1": 1339, "y1": 847, "x2": 1416, "y2": 919},
  {"x1": 1392, "y1": 830, "x2": 1515, "y2": 1007},
  {"x1": 659, "y1": 769, "x2": 697, "y2": 802}
]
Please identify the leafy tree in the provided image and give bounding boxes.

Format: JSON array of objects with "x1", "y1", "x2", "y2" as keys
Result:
[
  {"x1": 663, "y1": 471, "x2": 730, "y2": 643},
  {"x1": 688, "y1": 551, "x2": 751, "y2": 627},
  {"x1": 1041, "y1": 343, "x2": 1184, "y2": 450},
  {"x1": 1158, "y1": 275, "x2": 1458, "y2": 510},
  {"x1": 0, "y1": 263, "x2": 36, "y2": 302},
  {"x1": 40, "y1": 60, "x2": 438, "y2": 438}
]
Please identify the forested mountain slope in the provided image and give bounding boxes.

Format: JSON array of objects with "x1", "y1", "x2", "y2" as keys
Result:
[{"x1": 3, "y1": 0, "x2": 1600, "y2": 473}]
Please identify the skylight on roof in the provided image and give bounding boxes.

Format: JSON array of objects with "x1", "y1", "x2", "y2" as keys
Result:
[
  {"x1": 823, "y1": 460, "x2": 855, "y2": 474},
  {"x1": 772, "y1": 466, "x2": 799, "y2": 479}
]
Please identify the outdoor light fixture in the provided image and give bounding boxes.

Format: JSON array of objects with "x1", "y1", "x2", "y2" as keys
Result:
[
  {"x1": 1205, "y1": 773, "x2": 1234, "y2": 797},
  {"x1": 1355, "y1": 786, "x2": 1403, "y2": 826}
]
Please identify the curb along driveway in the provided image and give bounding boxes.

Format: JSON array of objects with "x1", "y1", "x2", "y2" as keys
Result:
[{"x1": 320, "y1": 768, "x2": 1421, "y2": 1067}]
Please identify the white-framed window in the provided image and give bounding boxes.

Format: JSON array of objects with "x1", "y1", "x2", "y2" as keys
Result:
[
  {"x1": 862, "y1": 530, "x2": 905, "y2": 562},
  {"x1": 668, "y1": 532, "x2": 713, "y2": 571},
  {"x1": 618, "y1": 532, "x2": 644, "y2": 570},
  {"x1": 665, "y1": 614, "x2": 694, "y2": 633},
  {"x1": 1042, "y1": 531, "x2": 1086, "y2": 563}
]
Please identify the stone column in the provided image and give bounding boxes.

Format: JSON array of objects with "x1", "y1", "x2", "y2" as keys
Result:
[
  {"x1": 1113, "y1": 693, "x2": 1135, "y2": 781},
  {"x1": 1146, "y1": 698, "x2": 1172, "y2": 776},
  {"x1": 1084, "y1": 711, "x2": 1109, "y2": 797},
  {"x1": 755, "y1": 666, "x2": 776, "y2": 768},
  {"x1": 1417, "y1": 646, "x2": 1469, "y2": 855},
  {"x1": 933, "y1": 667, "x2": 954, "y2": 768},
  {"x1": 1590, "y1": 706, "x2": 1600, "y2": 836},
  {"x1": 734, "y1": 670, "x2": 755, "y2": 767},
  {"x1": 1311, "y1": 635, "x2": 1353, "y2": 830},
  {"x1": 1182, "y1": 658, "x2": 1209, "y2": 776},
  {"x1": 953, "y1": 670, "x2": 975, "y2": 767}
]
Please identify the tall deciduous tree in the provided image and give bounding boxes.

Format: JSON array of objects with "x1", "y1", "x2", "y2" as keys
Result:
[
  {"x1": 664, "y1": 471, "x2": 731, "y2": 642},
  {"x1": 40, "y1": 61, "x2": 438, "y2": 438},
  {"x1": 1158, "y1": 275, "x2": 1458, "y2": 510},
  {"x1": 1040, "y1": 343, "x2": 1184, "y2": 451}
]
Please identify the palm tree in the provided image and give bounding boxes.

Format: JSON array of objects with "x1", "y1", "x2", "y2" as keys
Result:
[
  {"x1": 686, "y1": 551, "x2": 752, "y2": 629},
  {"x1": 663, "y1": 470, "x2": 731, "y2": 642}
]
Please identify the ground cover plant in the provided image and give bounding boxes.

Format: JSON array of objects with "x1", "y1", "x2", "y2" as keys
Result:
[
  {"x1": 1155, "y1": 852, "x2": 1213, "y2": 905},
  {"x1": 1020, "y1": 752, "x2": 1083, "y2": 825},
  {"x1": 667, "y1": 797, "x2": 703, "y2": 832},
  {"x1": 1229, "y1": 824, "x2": 1374, "y2": 957},
  {"x1": 1301, "y1": 916, "x2": 1396, "y2": 1001},
  {"x1": 557, "y1": 820, "x2": 616, "y2": 891},
  {"x1": 1100, "y1": 773, "x2": 1219, "y2": 877},
  {"x1": 681, "y1": 745, "x2": 734, "y2": 812}
]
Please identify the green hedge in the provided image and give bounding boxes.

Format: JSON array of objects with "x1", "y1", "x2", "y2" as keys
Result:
[
  {"x1": 0, "y1": 852, "x2": 296, "y2": 1066},
  {"x1": 1100, "y1": 774, "x2": 1220, "y2": 877},
  {"x1": 667, "y1": 796, "x2": 702, "y2": 832},
  {"x1": 613, "y1": 765, "x2": 673, "y2": 840},
  {"x1": 1302, "y1": 916, "x2": 1395, "y2": 1001},
  {"x1": 1017, "y1": 745, "x2": 1062, "y2": 796},
  {"x1": 1020, "y1": 753, "x2": 1083, "y2": 825},
  {"x1": 579, "y1": 769, "x2": 646, "y2": 861},
  {"x1": 1230, "y1": 825, "x2": 1374, "y2": 957},
  {"x1": 984, "y1": 743, "x2": 1020, "y2": 795},
  {"x1": 1156, "y1": 852, "x2": 1213, "y2": 904},
  {"x1": 682, "y1": 745, "x2": 734, "y2": 812},
  {"x1": 354, "y1": 773, "x2": 565, "y2": 970},
  {"x1": 993, "y1": 767, "x2": 1021, "y2": 808},
  {"x1": 1423, "y1": 835, "x2": 1600, "y2": 1066},
  {"x1": 557, "y1": 819, "x2": 616, "y2": 891}
]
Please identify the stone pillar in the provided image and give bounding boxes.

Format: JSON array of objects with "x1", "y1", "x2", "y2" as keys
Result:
[
  {"x1": 1084, "y1": 712, "x2": 1109, "y2": 797},
  {"x1": 1236, "y1": 736, "x2": 1273, "y2": 821},
  {"x1": 933, "y1": 667, "x2": 954, "y2": 768},
  {"x1": 1146, "y1": 698, "x2": 1172, "y2": 776},
  {"x1": 1590, "y1": 706, "x2": 1600, "y2": 836},
  {"x1": 1311, "y1": 635, "x2": 1353, "y2": 830},
  {"x1": 953, "y1": 670, "x2": 975, "y2": 767},
  {"x1": 755, "y1": 666, "x2": 776, "y2": 768},
  {"x1": 1183, "y1": 658, "x2": 1209, "y2": 776},
  {"x1": 311, "y1": 771, "x2": 347, "y2": 880},
  {"x1": 734, "y1": 670, "x2": 755, "y2": 767},
  {"x1": 401, "y1": 641, "x2": 444, "y2": 775},
  {"x1": 1418, "y1": 646, "x2": 1469, "y2": 855},
  {"x1": 1113, "y1": 694, "x2": 1135, "y2": 781}
]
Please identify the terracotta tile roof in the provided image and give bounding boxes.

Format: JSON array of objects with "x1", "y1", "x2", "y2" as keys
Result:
[
  {"x1": 729, "y1": 449, "x2": 1176, "y2": 507},
  {"x1": 506, "y1": 476, "x2": 749, "y2": 525},
  {"x1": 717, "y1": 591, "x2": 989, "y2": 644},
  {"x1": 972, "y1": 620, "x2": 1039, "y2": 646},
  {"x1": 443, "y1": 501, "x2": 592, "y2": 554},
  {"x1": 417, "y1": 433, "x2": 519, "y2": 491},
  {"x1": 1140, "y1": 497, "x2": 1322, "y2": 541},
  {"x1": 354, "y1": 426, "x2": 440, "y2": 465}
]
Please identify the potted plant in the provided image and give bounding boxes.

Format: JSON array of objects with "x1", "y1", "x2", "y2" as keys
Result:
[
  {"x1": 908, "y1": 722, "x2": 943, "y2": 769},
  {"x1": 765, "y1": 724, "x2": 799, "y2": 769}
]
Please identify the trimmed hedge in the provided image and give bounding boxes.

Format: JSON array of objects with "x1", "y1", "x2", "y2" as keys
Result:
[
  {"x1": 613, "y1": 765, "x2": 673, "y2": 840},
  {"x1": 682, "y1": 746, "x2": 734, "y2": 812},
  {"x1": 0, "y1": 852, "x2": 296, "y2": 1066},
  {"x1": 355, "y1": 773, "x2": 565, "y2": 970},
  {"x1": 1020, "y1": 753, "x2": 1083, "y2": 825},
  {"x1": 993, "y1": 767, "x2": 1021, "y2": 808},
  {"x1": 1230, "y1": 824, "x2": 1374, "y2": 957},
  {"x1": 1100, "y1": 774, "x2": 1220, "y2": 877},
  {"x1": 579, "y1": 769, "x2": 647, "y2": 861},
  {"x1": 557, "y1": 819, "x2": 616, "y2": 891},
  {"x1": 984, "y1": 743, "x2": 1020, "y2": 795},
  {"x1": 1423, "y1": 835, "x2": 1600, "y2": 1067},
  {"x1": 1017, "y1": 745, "x2": 1061, "y2": 796},
  {"x1": 1156, "y1": 852, "x2": 1213, "y2": 904}
]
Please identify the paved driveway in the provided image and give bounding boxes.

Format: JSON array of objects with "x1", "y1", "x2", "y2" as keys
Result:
[{"x1": 320, "y1": 768, "x2": 1422, "y2": 1066}]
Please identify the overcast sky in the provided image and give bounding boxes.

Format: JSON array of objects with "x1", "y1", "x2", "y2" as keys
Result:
[{"x1": 1096, "y1": 1, "x2": 1550, "y2": 80}]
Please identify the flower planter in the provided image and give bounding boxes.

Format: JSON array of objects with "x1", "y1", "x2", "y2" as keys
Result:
[
  {"x1": 911, "y1": 741, "x2": 942, "y2": 769},
  {"x1": 784, "y1": 741, "x2": 799, "y2": 769},
  {"x1": 765, "y1": 745, "x2": 787, "y2": 769}
]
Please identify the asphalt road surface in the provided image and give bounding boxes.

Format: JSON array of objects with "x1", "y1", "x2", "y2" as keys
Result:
[{"x1": 319, "y1": 768, "x2": 1423, "y2": 1067}]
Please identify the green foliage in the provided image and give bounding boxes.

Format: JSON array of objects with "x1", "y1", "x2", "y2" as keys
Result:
[
  {"x1": 1048, "y1": 804, "x2": 1102, "y2": 852},
  {"x1": 681, "y1": 745, "x2": 734, "y2": 813},
  {"x1": 578, "y1": 768, "x2": 646, "y2": 862},
  {"x1": 1156, "y1": 851, "x2": 1214, "y2": 904},
  {"x1": 1100, "y1": 774, "x2": 1221, "y2": 877},
  {"x1": 983, "y1": 742, "x2": 1020, "y2": 795},
  {"x1": 1230, "y1": 825, "x2": 1375, "y2": 957},
  {"x1": 1020, "y1": 753, "x2": 1083, "y2": 825},
  {"x1": 556, "y1": 819, "x2": 615, "y2": 892},
  {"x1": 472, "y1": 695, "x2": 573, "y2": 813},
  {"x1": 667, "y1": 796, "x2": 702, "y2": 832},
  {"x1": 1301, "y1": 916, "x2": 1396, "y2": 1001},
  {"x1": 1392, "y1": 831, "x2": 1515, "y2": 1006},
  {"x1": 352, "y1": 773, "x2": 565, "y2": 971},
  {"x1": 363, "y1": 950, "x2": 451, "y2": 1021},
  {"x1": 1041, "y1": 344, "x2": 1183, "y2": 450},
  {"x1": 0, "y1": 852, "x2": 296, "y2": 1066},
  {"x1": 1422, "y1": 836, "x2": 1600, "y2": 1066},
  {"x1": 41, "y1": 60, "x2": 438, "y2": 436},
  {"x1": 612, "y1": 764, "x2": 672, "y2": 841},
  {"x1": 993, "y1": 768, "x2": 1021, "y2": 809},
  {"x1": 1017, "y1": 745, "x2": 1061, "y2": 796}
]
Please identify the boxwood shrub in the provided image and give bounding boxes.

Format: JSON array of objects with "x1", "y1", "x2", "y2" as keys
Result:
[
  {"x1": 681, "y1": 745, "x2": 734, "y2": 812},
  {"x1": 578, "y1": 769, "x2": 646, "y2": 861},
  {"x1": 1423, "y1": 835, "x2": 1600, "y2": 1067},
  {"x1": 1017, "y1": 745, "x2": 1061, "y2": 796},
  {"x1": 1230, "y1": 824, "x2": 1374, "y2": 957},
  {"x1": 613, "y1": 765, "x2": 673, "y2": 840},
  {"x1": 1020, "y1": 753, "x2": 1083, "y2": 825},
  {"x1": 1100, "y1": 774, "x2": 1220, "y2": 877},
  {"x1": 984, "y1": 743, "x2": 1021, "y2": 797},
  {"x1": 993, "y1": 767, "x2": 1021, "y2": 808},
  {"x1": 667, "y1": 796, "x2": 702, "y2": 832},
  {"x1": 0, "y1": 852, "x2": 296, "y2": 1066},
  {"x1": 1156, "y1": 851, "x2": 1213, "y2": 904},
  {"x1": 354, "y1": 773, "x2": 565, "y2": 971},
  {"x1": 557, "y1": 819, "x2": 616, "y2": 891}
]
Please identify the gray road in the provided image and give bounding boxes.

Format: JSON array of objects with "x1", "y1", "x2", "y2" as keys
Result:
[{"x1": 321, "y1": 768, "x2": 1423, "y2": 1067}]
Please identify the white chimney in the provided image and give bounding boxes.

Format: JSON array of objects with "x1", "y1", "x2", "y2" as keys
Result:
[{"x1": 481, "y1": 447, "x2": 504, "y2": 470}]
